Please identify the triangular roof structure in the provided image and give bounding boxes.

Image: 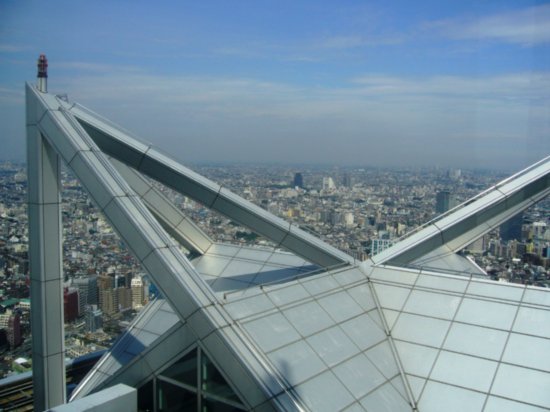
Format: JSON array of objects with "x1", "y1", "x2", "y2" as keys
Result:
[{"x1": 26, "y1": 81, "x2": 550, "y2": 411}]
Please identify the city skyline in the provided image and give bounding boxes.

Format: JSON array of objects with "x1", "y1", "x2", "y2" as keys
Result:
[
  {"x1": 1, "y1": 0, "x2": 549, "y2": 169},
  {"x1": 19, "y1": 79, "x2": 550, "y2": 410}
]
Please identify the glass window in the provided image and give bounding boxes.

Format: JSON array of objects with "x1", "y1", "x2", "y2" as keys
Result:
[
  {"x1": 392, "y1": 312, "x2": 450, "y2": 347},
  {"x1": 513, "y1": 306, "x2": 550, "y2": 339},
  {"x1": 202, "y1": 397, "x2": 246, "y2": 412},
  {"x1": 317, "y1": 290, "x2": 364, "y2": 323},
  {"x1": 492, "y1": 363, "x2": 550, "y2": 408},
  {"x1": 282, "y1": 300, "x2": 334, "y2": 337},
  {"x1": 415, "y1": 274, "x2": 468, "y2": 294},
  {"x1": 157, "y1": 379, "x2": 197, "y2": 412},
  {"x1": 242, "y1": 312, "x2": 301, "y2": 352},
  {"x1": 347, "y1": 282, "x2": 376, "y2": 311},
  {"x1": 143, "y1": 347, "x2": 246, "y2": 411},
  {"x1": 160, "y1": 348, "x2": 198, "y2": 387},
  {"x1": 201, "y1": 353, "x2": 241, "y2": 403},
  {"x1": 293, "y1": 371, "x2": 355, "y2": 412},
  {"x1": 364, "y1": 341, "x2": 399, "y2": 380},
  {"x1": 443, "y1": 322, "x2": 507, "y2": 360},
  {"x1": 466, "y1": 281, "x2": 523, "y2": 302},
  {"x1": 137, "y1": 378, "x2": 154, "y2": 412},
  {"x1": 454, "y1": 298, "x2": 516, "y2": 330},
  {"x1": 267, "y1": 283, "x2": 310, "y2": 307},
  {"x1": 403, "y1": 289, "x2": 461, "y2": 320},
  {"x1": 359, "y1": 381, "x2": 411, "y2": 412},
  {"x1": 502, "y1": 333, "x2": 550, "y2": 372},
  {"x1": 372, "y1": 284, "x2": 411, "y2": 311},
  {"x1": 395, "y1": 341, "x2": 438, "y2": 378},
  {"x1": 333, "y1": 353, "x2": 386, "y2": 399},
  {"x1": 418, "y1": 381, "x2": 485, "y2": 412},
  {"x1": 268, "y1": 340, "x2": 326, "y2": 386},
  {"x1": 306, "y1": 326, "x2": 360, "y2": 367},
  {"x1": 340, "y1": 313, "x2": 386, "y2": 350},
  {"x1": 430, "y1": 351, "x2": 498, "y2": 393}
]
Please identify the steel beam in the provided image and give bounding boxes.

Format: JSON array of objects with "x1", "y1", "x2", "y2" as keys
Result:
[{"x1": 26, "y1": 84, "x2": 66, "y2": 410}]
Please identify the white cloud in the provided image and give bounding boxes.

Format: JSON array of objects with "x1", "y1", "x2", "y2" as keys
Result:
[
  {"x1": 46, "y1": 70, "x2": 549, "y2": 169},
  {"x1": 0, "y1": 87, "x2": 24, "y2": 104},
  {"x1": 55, "y1": 61, "x2": 144, "y2": 74},
  {"x1": 318, "y1": 34, "x2": 404, "y2": 50},
  {"x1": 351, "y1": 73, "x2": 550, "y2": 101},
  {"x1": 0, "y1": 44, "x2": 28, "y2": 53},
  {"x1": 430, "y1": 4, "x2": 550, "y2": 46},
  {"x1": 54, "y1": 70, "x2": 550, "y2": 123}
]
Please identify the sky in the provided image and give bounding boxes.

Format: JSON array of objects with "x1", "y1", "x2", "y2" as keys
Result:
[{"x1": 1, "y1": 0, "x2": 549, "y2": 170}]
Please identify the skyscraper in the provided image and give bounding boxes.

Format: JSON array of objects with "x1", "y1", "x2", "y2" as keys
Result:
[
  {"x1": 63, "y1": 287, "x2": 79, "y2": 323},
  {"x1": 435, "y1": 190, "x2": 457, "y2": 214},
  {"x1": 72, "y1": 276, "x2": 98, "y2": 316},
  {"x1": 131, "y1": 277, "x2": 145, "y2": 309},
  {"x1": 0, "y1": 311, "x2": 21, "y2": 348},
  {"x1": 85, "y1": 305, "x2": 103, "y2": 333},
  {"x1": 322, "y1": 176, "x2": 336, "y2": 190},
  {"x1": 500, "y1": 212, "x2": 523, "y2": 241},
  {"x1": 342, "y1": 172, "x2": 353, "y2": 188},
  {"x1": 293, "y1": 172, "x2": 303, "y2": 189}
]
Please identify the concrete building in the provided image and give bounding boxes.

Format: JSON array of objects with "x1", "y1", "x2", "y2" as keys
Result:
[
  {"x1": 63, "y1": 287, "x2": 79, "y2": 323},
  {"x1": 293, "y1": 172, "x2": 303, "y2": 189},
  {"x1": 0, "y1": 311, "x2": 21, "y2": 348},
  {"x1": 72, "y1": 276, "x2": 98, "y2": 315},
  {"x1": 131, "y1": 277, "x2": 145, "y2": 310},
  {"x1": 435, "y1": 190, "x2": 458, "y2": 214},
  {"x1": 500, "y1": 212, "x2": 523, "y2": 241},
  {"x1": 85, "y1": 305, "x2": 103, "y2": 333}
]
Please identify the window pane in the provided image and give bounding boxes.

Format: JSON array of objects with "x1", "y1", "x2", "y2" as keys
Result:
[
  {"x1": 161, "y1": 348, "x2": 197, "y2": 387},
  {"x1": 201, "y1": 353, "x2": 241, "y2": 403},
  {"x1": 137, "y1": 379, "x2": 154, "y2": 412},
  {"x1": 202, "y1": 397, "x2": 246, "y2": 412},
  {"x1": 158, "y1": 379, "x2": 197, "y2": 412}
]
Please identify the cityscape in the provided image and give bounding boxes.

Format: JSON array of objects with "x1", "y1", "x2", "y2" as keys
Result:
[
  {"x1": 1, "y1": 0, "x2": 549, "y2": 409},
  {"x1": 0, "y1": 158, "x2": 548, "y2": 380}
]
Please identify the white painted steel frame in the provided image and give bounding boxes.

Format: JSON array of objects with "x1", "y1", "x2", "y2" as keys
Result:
[
  {"x1": 110, "y1": 158, "x2": 213, "y2": 255},
  {"x1": 371, "y1": 156, "x2": 550, "y2": 267},
  {"x1": 26, "y1": 86, "x2": 67, "y2": 410},
  {"x1": 27, "y1": 82, "x2": 550, "y2": 412},
  {"x1": 62, "y1": 102, "x2": 353, "y2": 268},
  {"x1": 26, "y1": 84, "x2": 301, "y2": 411}
]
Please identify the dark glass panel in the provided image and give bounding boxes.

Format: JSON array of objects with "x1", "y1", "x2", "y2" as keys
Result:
[
  {"x1": 137, "y1": 378, "x2": 154, "y2": 412},
  {"x1": 158, "y1": 379, "x2": 197, "y2": 412},
  {"x1": 201, "y1": 353, "x2": 240, "y2": 403},
  {"x1": 161, "y1": 348, "x2": 197, "y2": 387},
  {"x1": 202, "y1": 397, "x2": 246, "y2": 412}
]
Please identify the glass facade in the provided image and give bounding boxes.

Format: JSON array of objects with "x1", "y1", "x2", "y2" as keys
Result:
[{"x1": 138, "y1": 347, "x2": 246, "y2": 412}]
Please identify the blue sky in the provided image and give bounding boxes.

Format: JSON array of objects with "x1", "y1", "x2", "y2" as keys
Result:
[{"x1": 1, "y1": 0, "x2": 549, "y2": 169}]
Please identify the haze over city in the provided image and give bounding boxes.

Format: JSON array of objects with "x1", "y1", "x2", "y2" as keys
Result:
[{"x1": 1, "y1": 0, "x2": 549, "y2": 169}]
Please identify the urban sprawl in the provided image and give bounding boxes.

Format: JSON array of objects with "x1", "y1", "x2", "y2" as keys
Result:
[{"x1": 0, "y1": 161, "x2": 548, "y2": 378}]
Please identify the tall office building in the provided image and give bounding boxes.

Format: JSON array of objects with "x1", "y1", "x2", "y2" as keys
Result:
[
  {"x1": 99, "y1": 289, "x2": 116, "y2": 315},
  {"x1": 322, "y1": 176, "x2": 336, "y2": 190},
  {"x1": 0, "y1": 311, "x2": 21, "y2": 348},
  {"x1": 500, "y1": 212, "x2": 523, "y2": 241},
  {"x1": 116, "y1": 287, "x2": 132, "y2": 311},
  {"x1": 24, "y1": 62, "x2": 550, "y2": 412},
  {"x1": 63, "y1": 287, "x2": 79, "y2": 323},
  {"x1": 293, "y1": 172, "x2": 303, "y2": 189},
  {"x1": 85, "y1": 305, "x2": 103, "y2": 333},
  {"x1": 72, "y1": 276, "x2": 98, "y2": 316},
  {"x1": 131, "y1": 277, "x2": 145, "y2": 310},
  {"x1": 435, "y1": 190, "x2": 457, "y2": 214},
  {"x1": 342, "y1": 172, "x2": 353, "y2": 188}
]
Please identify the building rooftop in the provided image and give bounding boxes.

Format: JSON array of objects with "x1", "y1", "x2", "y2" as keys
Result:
[{"x1": 25, "y1": 80, "x2": 550, "y2": 411}]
